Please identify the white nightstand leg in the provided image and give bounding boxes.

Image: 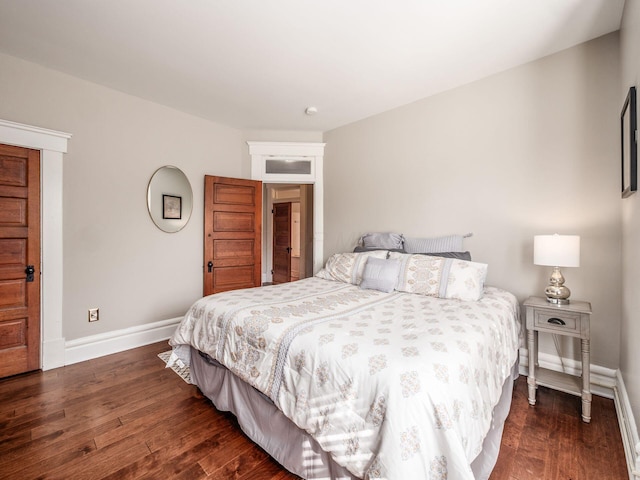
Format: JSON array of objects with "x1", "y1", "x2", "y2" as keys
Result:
[
  {"x1": 581, "y1": 338, "x2": 592, "y2": 423},
  {"x1": 527, "y1": 329, "x2": 537, "y2": 406}
]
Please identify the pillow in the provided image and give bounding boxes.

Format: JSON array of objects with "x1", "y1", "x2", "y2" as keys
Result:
[
  {"x1": 404, "y1": 234, "x2": 467, "y2": 253},
  {"x1": 416, "y1": 251, "x2": 472, "y2": 261},
  {"x1": 390, "y1": 253, "x2": 445, "y2": 296},
  {"x1": 389, "y1": 252, "x2": 487, "y2": 301},
  {"x1": 359, "y1": 232, "x2": 404, "y2": 250},
  {"x1": 353, "y1": 246, "x2": 405, "y2": 254},
  {"x1": 445, "y1": 259, "x2": 488, "y2": 301},
  {"x1": 359, "y1": 257, "x2": 401, "y2": 293},
  {"x1": 315, "y1": 251, "x2": 388, "y2": 285}
]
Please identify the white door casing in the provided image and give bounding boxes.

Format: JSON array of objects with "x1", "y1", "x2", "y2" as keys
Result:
[
  {"x1": 0, "y1": 119, "x2": 70, "y2": 370},
  {"x1": 247, "y1": 141, "x2": 325, "y2": 278}
]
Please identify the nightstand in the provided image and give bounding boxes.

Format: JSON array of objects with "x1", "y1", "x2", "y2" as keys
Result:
[{"x1": 524, "y1": 296, "x2": 592, "y2": 423}]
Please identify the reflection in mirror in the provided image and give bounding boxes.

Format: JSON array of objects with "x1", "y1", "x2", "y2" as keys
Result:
[{"x1": 147, "y1": 166, "x2": 193, "y2": 233}]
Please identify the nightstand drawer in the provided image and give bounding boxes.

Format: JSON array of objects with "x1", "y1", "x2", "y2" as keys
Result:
[{"x1": 533, "y1": 310, "x2": 581, "y2": 335}]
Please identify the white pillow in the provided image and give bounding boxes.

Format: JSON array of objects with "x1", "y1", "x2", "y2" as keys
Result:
[
  {"x1": 359, "y1": 257, "x2": 401, "y2": 293},
  {"x1": 444, "y1": 259, "x2": 488, "y2": 301},
  {"x1": 315, "y1": 251, "x2": 388, "y2": 285},
  {"x1": 389, "y1": 252, "x2": 487, "y2": 301}
]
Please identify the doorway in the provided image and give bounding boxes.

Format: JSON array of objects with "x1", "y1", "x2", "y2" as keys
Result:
[{"x1": 264, "y1": 184, "x2": 313, "y2": 284}]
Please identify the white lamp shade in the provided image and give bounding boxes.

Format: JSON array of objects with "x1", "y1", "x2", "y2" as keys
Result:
[{"x1": 534, "y1": 234, "x2": 580, "y2": 267}]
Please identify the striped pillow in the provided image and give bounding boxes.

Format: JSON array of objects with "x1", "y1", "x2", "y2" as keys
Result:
[{"x1": 404, "y1": 235, "x2": 465, "y2": 253}]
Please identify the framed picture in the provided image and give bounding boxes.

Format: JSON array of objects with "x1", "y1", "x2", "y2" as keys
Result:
[
  {"x1": 162, "y1": 194, "x2": 182, "y2": 219},
  {"x1": 621, "y1": 86, "x2": 637, "y2": 198}
]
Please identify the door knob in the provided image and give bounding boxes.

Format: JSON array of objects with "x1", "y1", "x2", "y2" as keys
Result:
[
  {"x1": 25, "y1": 265, "x2": 35, "y2": 282},
  {"x1": 207, "y1": 261, "x2": 213, "y2": 273}
]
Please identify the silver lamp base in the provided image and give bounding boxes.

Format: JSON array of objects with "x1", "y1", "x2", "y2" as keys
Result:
[{"x1": 544, "y1": 266, "x2": 571, "y2": 304}]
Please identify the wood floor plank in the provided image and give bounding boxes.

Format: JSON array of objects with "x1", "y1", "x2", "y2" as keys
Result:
[
  {"x1": 0, "y1": 408, "x2": 65, "y2": 442},
  {"x1": 198, "y1": 433, "x2": 258, "y2": 475},
  {"x1": 42, "y1": 435, "x2": 150, "y2": 480},
  {"x1": 4, "y1": 437, "x2": 99, "y2": 479},
  {"x1": 0, "y1": 341, "x2": 628, "y2": 480},
  {"x1": 0, "y1": 418, "x2": 123, "y2": 475},
  {"x1": 93, "y1": 393, "x2": 202, "y2": 449},
  {"x1": 206, "y1": 444, "x2": 273, "y2": 479}
]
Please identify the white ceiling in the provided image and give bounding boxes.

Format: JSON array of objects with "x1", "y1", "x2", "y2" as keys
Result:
[{"x1": 0, "y1": 0, "x2": 626, "y2": 131}]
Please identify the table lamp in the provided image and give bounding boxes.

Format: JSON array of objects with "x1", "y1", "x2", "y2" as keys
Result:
[{"x1": 533, "y1": 234, "x2": 580, "y2": 304}]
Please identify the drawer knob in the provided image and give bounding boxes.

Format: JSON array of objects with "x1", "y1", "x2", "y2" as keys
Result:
[{"x1": 548, "y1": 317, "x2": 566, "y2": 326}]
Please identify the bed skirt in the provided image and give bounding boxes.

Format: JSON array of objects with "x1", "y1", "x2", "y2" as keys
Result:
[{"x1": 190, "y1": 347, "x2": 518, "y2": 480}]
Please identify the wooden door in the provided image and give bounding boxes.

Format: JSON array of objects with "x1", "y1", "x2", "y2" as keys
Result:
[
  {"x1": 204, "y1": 176, "x2": 262, "y2": 295},
  {"x1": 0, "y1": 144, "x2": 40, "y2": 377},
  {"x1": 272, "y1": 202, "x2": 291, "y2": 284}
]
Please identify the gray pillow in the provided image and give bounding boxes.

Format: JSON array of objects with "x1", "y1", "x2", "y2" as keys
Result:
[
  {"x1": 404, "y1": 235, "x2": 465, "y2": 253},
  {"x1": 359, "y1": 257, "x2": 401, "y2": 293},
  {"x1": 416, "y1": 251, "x2": 472, "y2": 261},
  {"x1": 353, "y1": 246, "x2": 405, "y2": 254},
  {"x1": 360, "y1": 232, "x2": 404, "y2": 250}
]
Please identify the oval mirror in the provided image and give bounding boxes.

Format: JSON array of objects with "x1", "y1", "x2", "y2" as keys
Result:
[{"x1": 147, "y1": 165, "x2": 193, "y2": 233}]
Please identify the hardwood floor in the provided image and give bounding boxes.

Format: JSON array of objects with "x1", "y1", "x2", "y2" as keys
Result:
[{"x1": 0, "y1": 341, "x2": 628, "y2": 479}]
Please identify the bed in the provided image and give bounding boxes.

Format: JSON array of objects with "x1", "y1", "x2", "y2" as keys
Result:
[{"x1": 168, "y1": 251, "x2": 521, "y2": 480}]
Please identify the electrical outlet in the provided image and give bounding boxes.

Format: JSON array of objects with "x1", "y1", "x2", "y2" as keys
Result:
[{"x1": 88, "y1": 308, "x2": 99, "y2": 322}]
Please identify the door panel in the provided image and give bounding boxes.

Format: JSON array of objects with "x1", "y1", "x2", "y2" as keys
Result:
[
  {"x1": 0, "y1": 143, "x2": 40, "y2": 377},
  {"x1": 204, "y1": 176, "x2": 262, "y2": 295},
  {"x1": 213, "y1": 211, "x2": 256, "y2": 231},
  {"x1": 213, "y1": 266, "x2": 256, "y2": 291},
  {"x1": 213, "y1": 183, "x2": 256, "y2": 205},
  {"x1": 0, "y1": 319, "x2": 25, "y2": 348},
  {"x1": 272, "y1": 202, "x2": 291, "y2": 284}
]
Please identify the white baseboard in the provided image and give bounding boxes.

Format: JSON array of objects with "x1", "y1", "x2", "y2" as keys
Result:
[
  {"x1": 614, "y1": 370, "x2": 640, "y2": 480},
  {"x1": 41, "y1": 337, "x2": 66, "y2": 371},
  {"x1": 64, "y1": 317, "x2": 182, "y2": 365},
  {"x1": 518, "y1": 347, "x2": 616, "y2": 399}
]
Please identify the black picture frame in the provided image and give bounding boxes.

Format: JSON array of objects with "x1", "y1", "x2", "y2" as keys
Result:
[
  {"x1": 621, "y1": 86, "x2": 637, "y2": 198},
  {"x1": 162, "y1": 194, "x2": 182, "y2": 219}
]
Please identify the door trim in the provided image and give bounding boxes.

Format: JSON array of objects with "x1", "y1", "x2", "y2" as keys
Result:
[{"x1": 0, "y1": 119, "x2": 71, "y2": 371}]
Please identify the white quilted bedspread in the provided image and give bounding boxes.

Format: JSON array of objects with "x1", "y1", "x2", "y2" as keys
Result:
[{"x1": 169, "y1": 277, "x2": 520, "y2": 480}]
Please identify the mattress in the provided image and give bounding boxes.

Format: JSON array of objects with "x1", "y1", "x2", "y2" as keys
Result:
[{"x1": 169, "y1": 276, "x2": 521, "y2": 479}]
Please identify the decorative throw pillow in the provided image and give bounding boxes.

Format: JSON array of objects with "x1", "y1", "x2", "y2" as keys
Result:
[
  {"x1": 359, "y1": 232, "x2": 404, "y2": 250},
  {"x1": 315, "y1": 251, "x2": 388, "y2": 285},
  {"x1": 390, "y1": 253, "x2": 446, "y2": 296},
  {"x1": 404, "y1": 235, "x2": 466, "y2": 253},
  {"x1": 389, "y1": 252, "x2": 488, "y2": 301},
  {"x1": 359, "y1": 257, "x2": 402, "y2": 293}
]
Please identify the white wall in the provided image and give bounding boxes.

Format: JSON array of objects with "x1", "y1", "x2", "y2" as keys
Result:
[
  {"x1": 323, "y1": 33, "x2": 621, "y2": 369},
  {"x1": 0, "y1": 52, "x2": 246, "y2": 341},
  {"x1": 620, "y1": 0, "x2": 640, "y2": 439}
]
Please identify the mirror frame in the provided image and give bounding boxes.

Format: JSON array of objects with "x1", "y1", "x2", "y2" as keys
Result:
[
  {"x1": 621, "y1": 86, "x2": 637, "y2": 198},
  {"x1": 147, "y1": 165, "x2": 193, "y2": 233}
]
